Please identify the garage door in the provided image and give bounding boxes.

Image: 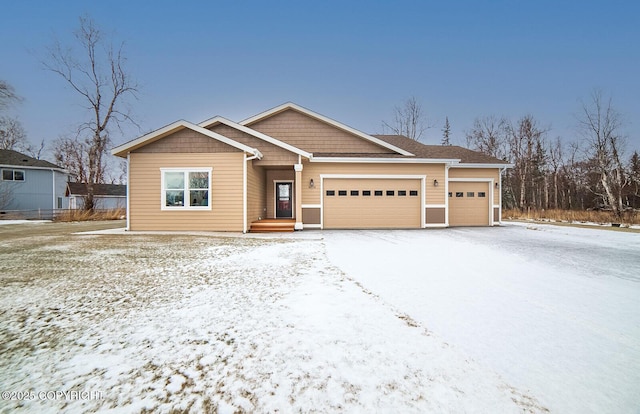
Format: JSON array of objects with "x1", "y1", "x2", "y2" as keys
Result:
[
  {"x1": 448, "y1": 182, "x2": 490, "y2": 226},
  {"x1": 323, "y1": 178, "x2": 421, "y2": 229}
]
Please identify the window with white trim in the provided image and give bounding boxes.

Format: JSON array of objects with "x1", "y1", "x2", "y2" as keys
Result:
[
  {"x1": 161, "y1": 168, "x2": 212, "y2": 210},
  {"x1": 2, "y1": 169, "x2": 25, "y2": 181}
]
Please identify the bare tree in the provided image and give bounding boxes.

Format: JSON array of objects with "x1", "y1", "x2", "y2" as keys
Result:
[
  {"x1": 53, "y1": 136, "x2": 89, "y2": 183},
  {"x1": 382, "y1": 96, "x2": 429, "y2": 141},
  {"x1": 465, "y1": 115, "x2": 509, "y2": 160},
  {"x1": 44, "y1": 15, "x2": 138, "y2": 210},
  {"x1": 577, "y1": 90, "x2": 627, "y2": 218},
  {"x1": 506, "y1": 115, "x2": 548, "y2": 209},
  {"x1": 548, "y1": 136, "x2": 564, "y2": 209},
  {"x1": 0, "y1": 116, "x2": 28, "y2": 151},
  {"x1": 0, "y1": 80, "x2": 32, "y2": 153},
  {"x1": 441, "y1": 116, "x2": 451, "y2": 145},
  {"x1": 0, "y1": 80, "x2": 22, "y2": 110}
]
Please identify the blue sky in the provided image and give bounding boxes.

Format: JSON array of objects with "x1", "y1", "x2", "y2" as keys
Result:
[{"x1": 1, "y1": 0, "x2": 639, "y2": 155}]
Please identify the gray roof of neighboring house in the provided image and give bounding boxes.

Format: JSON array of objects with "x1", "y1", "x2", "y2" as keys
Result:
[
  {"x1": 66, "y1": 182, "x2": 127, "y2": 197},
  {"x1": 0, "y1": 149, "x2": 65, "y2": 170}
]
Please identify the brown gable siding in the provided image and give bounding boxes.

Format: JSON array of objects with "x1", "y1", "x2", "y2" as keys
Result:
[
  {"x1": 247, "y1": 109, "x2": 392, "y2": 155},
  {"x1": 208, "y1": 123, "x2": 298, "y2": 165},
  {"x1": 133, "y1": 127, "x2": 242, "y2": 154}
]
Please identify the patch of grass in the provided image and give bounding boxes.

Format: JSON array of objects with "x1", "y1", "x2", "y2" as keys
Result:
[
  {"x1": 504, "y1": 208, "x2": 640, "y2": 226},
  {"x1": 54, "y1": 209, "x2": 126, "y2": 222}
]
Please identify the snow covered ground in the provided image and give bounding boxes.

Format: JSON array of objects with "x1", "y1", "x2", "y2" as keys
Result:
[
  {"x1": 325, "y1": 222, "x2": 640, "y2": 414},
  {"x1": 0, "y1": 228, "x2": 542, "y2": 413},
  {"x1": 1, "y1": 221, "x2": 637, "y2": 413}
]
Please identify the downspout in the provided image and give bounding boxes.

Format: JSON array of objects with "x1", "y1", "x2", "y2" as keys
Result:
[
  {"x1": 444, "y1": 163, "x2": 451, "y2": 227},
  {"x1": 51, "y1": 169, "x2": 56, "y2": 211},
  {"x1": 126, "y1": 153, "x2": 131, "y2": 231},
  {"x1": 499, "y1": 166, "x2": 507, "y2": 224},
  {"x1": 243, "y1": 153, "x2": 248, "y2": 233}
]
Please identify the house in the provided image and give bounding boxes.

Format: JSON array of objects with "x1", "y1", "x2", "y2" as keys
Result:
[
  {"x1": 0, "y1": 149, "x2": 70, "y2": 215},
  {"x1": 66, "y1": 182, "x2": 126, "y2": 210},
  {"x1": 112, "y1": 103, "x2": 511, "y2": 232}
]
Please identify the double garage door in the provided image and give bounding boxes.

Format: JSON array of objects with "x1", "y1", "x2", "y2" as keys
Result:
[
  {"x1": 448, "y1": 182, "x2": 490, "y2": 226},
  {"x1": 323, "y1": 178, "x2": 421, "y2": 229}
]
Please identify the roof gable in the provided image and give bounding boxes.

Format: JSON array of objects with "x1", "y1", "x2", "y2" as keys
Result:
[
  {"x1": 111, "y1": 121, "x2": 263, "y2": 158},
  {"x1": 241, "y1": 103, "x2": 414, "y2": 156},
  {"x1": 198, "y1": 116, "x2": 311, "y2": 159}
]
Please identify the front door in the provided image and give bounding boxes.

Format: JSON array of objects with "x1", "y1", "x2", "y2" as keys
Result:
[{"x1": 276, "y1": 182, "x2": 293, "y2": 218}]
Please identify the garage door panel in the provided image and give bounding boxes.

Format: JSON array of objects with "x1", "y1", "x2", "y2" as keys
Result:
[
  {"x1": 449, "y1": 182, "x2": 490, "y2": 226},
  {"x1": 324, "y1": 178, "x2": 421, "y2": 229}
]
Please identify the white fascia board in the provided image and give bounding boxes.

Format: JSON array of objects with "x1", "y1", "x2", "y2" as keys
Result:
[
  {"x1": 453, "y1": 163, "x2": 514, "y2": 168},
  {"x1": 111, "y1": 120, "x2": 187, "y2": 156},
  {"x1": 310, "y1": 157, "x2": 460, "y2": 164},
  {"x1": 198, "y1": 116, "x2": 311, "y2": 159},
  {"x1": 111, "y1": 120, "x2": 263, "y2": 158},
  {"x1": 240, "y1": 102, "x2": 415, "y2": 156},
  {"x1": 189, "y1": 123, "x2": 263, "y2": 158},
  {"x1": 0, "y1": 164, "x2": 68, "y2": 174}
]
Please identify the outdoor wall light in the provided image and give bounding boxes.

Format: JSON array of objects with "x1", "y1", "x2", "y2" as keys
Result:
[
  {"x1": 309, "y1": 178, "x2": 315, "y2": 188},
  {"x1": 495, "y1": 182, "x2": 499, "y2": 189},
  {"x1": 433, "y1": 179, "x2": 439, "y2": 187}
]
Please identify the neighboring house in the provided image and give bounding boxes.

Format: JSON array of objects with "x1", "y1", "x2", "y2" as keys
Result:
[
  {"x1": 66, "y1": 182, "x2": 126, "y2": 210},
  {"x1": 0, "y1": 149, "x2": 70, "y2": 213},
  {"x1": 112, "y1": 102, "x2": 512, "y2": 232}
]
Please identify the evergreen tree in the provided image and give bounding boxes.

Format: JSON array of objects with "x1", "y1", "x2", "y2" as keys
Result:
[{"x1": 441, "y1": 117, "x2": 451, "y2": 145}]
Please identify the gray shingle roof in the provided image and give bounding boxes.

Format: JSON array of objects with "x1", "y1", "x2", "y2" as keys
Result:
[
  {"x1": 0, "y1": 149, "x2": 65, "y2": 169},
  {"x1": 371, "y1": 135, "x2": 510, "y2": 164},
  {"x1": 66, "y1": 182, "x2": 126, "y2": 197}
]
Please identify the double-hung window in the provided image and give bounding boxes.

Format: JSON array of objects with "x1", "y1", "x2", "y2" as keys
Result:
[{"x1": 161, "y1": 168, "x2": 212, "y2": 210}]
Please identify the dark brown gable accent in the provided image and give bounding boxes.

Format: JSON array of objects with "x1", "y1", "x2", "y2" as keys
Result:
[
  {"x1": 247, "y1": 108, "x2": 392, "y2": 155},
  {"x1": 208, "y1": 124, "x2": 298, "y2": 165},
  {"x1": 132, "y1": 127, "x2": 242, "y2": 153}
]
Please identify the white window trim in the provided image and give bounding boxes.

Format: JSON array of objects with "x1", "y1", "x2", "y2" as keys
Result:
[
  {"x1": 1, "y1": 168, "x2": 25, "y2": 181},
  {"x1": 160, "y1": 167, "x2": 212, "y2": 211}
]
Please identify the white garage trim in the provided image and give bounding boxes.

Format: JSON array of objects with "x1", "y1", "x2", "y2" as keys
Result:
[
  {"x1": 320, "y1": 174, "x2": 426, "y2": 229},
  {"x1": 448, "y1": 178, "x2": 494, "y2": 226}
]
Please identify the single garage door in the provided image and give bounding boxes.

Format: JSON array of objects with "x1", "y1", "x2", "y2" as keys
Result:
[
  {"x1": 449, "y1": 182, "x2": 490, "y2": 226},
  {"x1": 323, "y1": 178, "x2": 421, "y2": 229}
]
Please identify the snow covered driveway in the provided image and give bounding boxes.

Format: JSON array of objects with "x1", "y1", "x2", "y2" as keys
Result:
[
  {"x1": 0, "y1": 224, "x2": 542, "y2": 413},
  {"x1": 324, "y1": 222, "x2": 640, "y2": 414}
]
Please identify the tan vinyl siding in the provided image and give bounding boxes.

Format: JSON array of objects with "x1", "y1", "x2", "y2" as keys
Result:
[
  {"x1": 449, "y1": 167, "x2": 501, "y2": 202},
  {"x1": 265, "y1": 170, "x2": 295, "y2": 218},
  {"x1": 129, "y1": 153, "x2": 244, "y2": 231},
  {"x1": 301, "y1": 162, "x2": 446, "y2": 205},
  {"x1": 247, "y1": 109, "x2": 392, "y2": 154},
  {"x1": 133, "y1": 128, "x2": 242, "y2": 153},
  {"x1": 209, "y1": 124, "x2": 298, "y2": 166},
  {"x1": 246, "y1": 160, "x2": 266, "y2": 223}
]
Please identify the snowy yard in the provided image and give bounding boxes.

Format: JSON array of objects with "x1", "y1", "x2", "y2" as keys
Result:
[{"x1": 0, "y1": 221, "x2": 638, "y2": 413}]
